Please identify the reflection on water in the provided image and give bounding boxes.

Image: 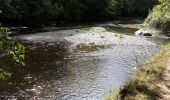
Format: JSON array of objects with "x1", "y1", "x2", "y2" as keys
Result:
[
  {"x1": 0, "y1": 41, "x2": 160, "y2": 100},
  {"x1": 107, "y1": 27, "x2": 138, "y2": 35},
  {"x1": 0, "y1": 20, "x2": 167, "y2": 100}
]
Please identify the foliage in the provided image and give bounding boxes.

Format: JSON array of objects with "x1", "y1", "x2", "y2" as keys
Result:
[
  {"x1": 103, "y1": 87, "x2": 120, "y2": 100},
  {"x1": 0, "y1": 69, "x2": 12, "y2": 80},
  {"x1": 144, "y1": 0, "x2": 170, "y2": 34},
  {"x1": 0, "y1": 28, "x2": 25, "y2": 66},
  {"x1": 119, "y1": 0, "x2": 157, "y2": 17},
  {"x1": 0, "y1": 20, "x2": 25, "y2": 80},
  {"x1": 0, "y1": 0, "x2": 157, "y2": 26}
]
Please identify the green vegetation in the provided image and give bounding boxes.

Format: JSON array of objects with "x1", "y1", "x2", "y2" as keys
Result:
[
  {"x1": 105, "y1": 1, "x2": 170, "y2": 99},
  {"x1": 105, "y1": 44, "x2": 170, "y2": 100},
  {"x1": 104, "y1": 87, "x2": 121, "y2": 100},
  {"x1": 0, "y1": 11, "x2": 25, "y2": 80},
  {"x1": 144, "y1": 0, "x2": 170, "y2": 34},
  {"x1": 119, "y1": 0, "x2": 157, "y2": 17},
  {"x1": 0, "y1": 27, "x2": 25, "y2": 80},
  {"x1": 0, "y1": 69, "x2": 12, "y2": 80},
  {"x1": 0, "y1": 0, "x2": 157, "y2": 26},
  {"x1": 118, "y1": 44, "x2": 170, "y2": 100},
  {"x1": 1, "y1": 0, "x2": 170, "y2": 99}
]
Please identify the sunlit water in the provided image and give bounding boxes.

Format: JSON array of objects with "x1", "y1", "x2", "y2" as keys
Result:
[{"x1": 0, "y1": 21, "x2": 166, "y2": 100}]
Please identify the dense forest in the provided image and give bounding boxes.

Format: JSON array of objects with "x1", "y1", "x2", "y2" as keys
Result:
[{"x1": 0, "y1": 0, "x2": 157, "y2": 26}]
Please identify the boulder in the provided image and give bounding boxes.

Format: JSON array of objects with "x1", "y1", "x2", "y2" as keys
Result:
[{"x1": 135, "y1": 29, "x2": 152, "y2": 36}]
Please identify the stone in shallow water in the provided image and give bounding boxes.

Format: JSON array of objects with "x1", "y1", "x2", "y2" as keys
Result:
[{"x1": 135, "y1": 29, "x2": 152, "y2": 36}]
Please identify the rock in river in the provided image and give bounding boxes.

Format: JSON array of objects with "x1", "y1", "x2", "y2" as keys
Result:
[{"x1": 135, "y1": 29, "x2": 152, "y2": 36}]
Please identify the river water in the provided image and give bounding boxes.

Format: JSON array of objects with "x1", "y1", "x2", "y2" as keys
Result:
[{"x1": 0, "y1": 20, "x2": 166, "y2": 100}]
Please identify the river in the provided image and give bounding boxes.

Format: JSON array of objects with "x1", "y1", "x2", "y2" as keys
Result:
[{"x1": 0, "y1": 19, "x2": 168, "y2": 100}]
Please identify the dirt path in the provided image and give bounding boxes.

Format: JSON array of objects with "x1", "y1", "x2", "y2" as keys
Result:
[{"x1": 157, "y1": 58, "x2": 170, "y2": 100}]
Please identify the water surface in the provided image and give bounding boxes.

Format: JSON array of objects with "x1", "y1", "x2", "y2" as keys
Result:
[{"x1": 0, "y1": 21, "x2": 163, "y2": 100}]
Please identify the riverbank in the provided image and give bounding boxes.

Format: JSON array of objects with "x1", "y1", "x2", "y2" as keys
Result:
[
  {"x1": 158, "y1": 58, "x2": 170, "y2": 100},
  {"x1": 119, "y1": 43, "x2": 170, "y2": 100}
]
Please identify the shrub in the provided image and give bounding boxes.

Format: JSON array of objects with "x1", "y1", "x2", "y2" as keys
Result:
[
  {"x1": 144, "y1": 0, "x2": 170, "y2": 34},
  {"x1": 0, "y1": 25, "x2": 25, "y2": 80}
]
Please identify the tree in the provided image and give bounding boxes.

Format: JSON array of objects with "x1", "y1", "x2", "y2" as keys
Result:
[
  {"x1": 144, "y1": 0, "x2": 170, "y2": 34},
  {"x1": 0, "y1": 0, "x2": 158, "y2": 25},
  {"x1": 119, "y1": 0, "x2": 157, "y2": 16}
]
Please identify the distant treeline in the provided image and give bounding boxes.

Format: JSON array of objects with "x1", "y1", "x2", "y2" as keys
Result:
[{"x1": 0, "y1": 0, "x2": 157, "y2": 26}]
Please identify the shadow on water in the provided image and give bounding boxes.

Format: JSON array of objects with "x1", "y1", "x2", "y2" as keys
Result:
[
  {"x1": 0, "y1": 42, "x2": 161, "y2": 100},
  {"x1": 106, "y1": 27, "x2": 138, "y2": 35},
  {"x1": 0, "y1": 44, "x2": 72, "y2": 99},
  {"x1": 0, "y1": 41, "x2": 110, "y2": 100}
]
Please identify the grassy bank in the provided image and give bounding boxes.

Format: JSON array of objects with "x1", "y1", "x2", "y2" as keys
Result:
[{"x1": 117, "y1": 43, "x2": 170, "y2": 100}]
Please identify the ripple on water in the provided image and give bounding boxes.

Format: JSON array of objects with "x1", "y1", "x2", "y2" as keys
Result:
[{"x1": 1, "y1": 30, "x2": 160, "y2": 100}]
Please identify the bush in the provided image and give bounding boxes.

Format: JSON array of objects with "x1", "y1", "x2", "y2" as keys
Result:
[
  {"x1": 144, "y1": 0, "x2": 170, "y2": 34},
  {"x1": 0, "y1": 26, "x2": 25, "y2": 80}
]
